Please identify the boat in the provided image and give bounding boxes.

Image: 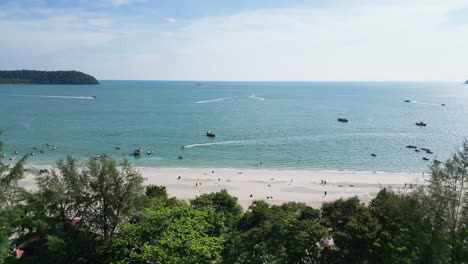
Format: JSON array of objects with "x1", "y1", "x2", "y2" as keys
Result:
[
  {"x1": 441, "y1": 104, "x2": 445, "y2": 106},
  {"x1": 206, "y1": 131, "x2": 216, "y2": 137},
  {"x1": 371, "y1": 153, "x2": 377, "y2": 157},
  {"x1": 415, "y1": 121, "x2": 427, "y2": 126},
  {"x1": 404, "y1": 100, "x2": 411, "y2": 102},
  {"x1": 423, "y1": 157, "x2": 429, "y2": 161},
  {"x1": 426, "y1": 151, "x2": 433, "y2": 154},
  {"x1": 406, "y1": 145, "x2": 417, "y2": 149},
  {"x1": 337, "y1": 118, "x2": 348, "y2": 123},
  {"x1": 92, "y1": 96, "x2": 96, "y2": 99},
  {"x1": 133, "y1": 148, "x2": 142, "y2": 156},
  {"x1": 415, "y1": 149, "x2": 421, "y2": 152},
  {"x1": 147, "y1": 149, "x2": 154, "y2": 155},
  {"x1": 115, "y1": 146, "x2": 121, "y2": 150},
  {"x1": 420, "y1": 148, "x2": 430, "y2": 151},
  {"x1": 178, "y1": 155, "x2": 183, "y2": 160}
]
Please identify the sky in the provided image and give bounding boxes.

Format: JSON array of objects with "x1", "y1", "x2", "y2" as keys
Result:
[{"x1": 1, "y1": 0, "x2": 468, "y2": 81}]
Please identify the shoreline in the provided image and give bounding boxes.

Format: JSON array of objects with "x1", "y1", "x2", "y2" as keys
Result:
[{"x1": 20, "y1": 165, "x2": 426, "y2": 210}]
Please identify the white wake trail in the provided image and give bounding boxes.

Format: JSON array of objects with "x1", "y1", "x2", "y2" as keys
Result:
[
  {"x1": 248, "y1": 94, "x2": 265, "y2": 100},
  {"x1": 410, "y1": 101, "x2": 441, "y2": 106},
  {"x1": 195, "y1": 97, "x2": 234, "y2": 104},
  {"x1": 0, "y1": 94, "x2": 96, "y2": 100},
  {"x1": 184, "y1": 140, "x2": 244, "y2": 148}
]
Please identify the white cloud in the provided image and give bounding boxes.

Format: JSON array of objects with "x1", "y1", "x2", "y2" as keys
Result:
[
  {"x1": 2, "y1": 0, "x2": 468, "y2": 81},
  {"x1": 106, "y1": 0, "x2": 147, "y2": 7},
  {"x1": 166, "y1": 17, "x2": 177, "y2": 24},
  {"x1": 111, "y1": 0, "x2": 468, "y2": 81}
]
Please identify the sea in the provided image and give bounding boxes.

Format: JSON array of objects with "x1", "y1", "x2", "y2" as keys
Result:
[{"x1": 0, "y1": 81, "x2": 467, "y2": 173}]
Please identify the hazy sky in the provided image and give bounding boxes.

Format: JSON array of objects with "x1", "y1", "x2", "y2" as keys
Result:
[{"x1": 1, "y1": 0, "x2": 468, "y2": 81}]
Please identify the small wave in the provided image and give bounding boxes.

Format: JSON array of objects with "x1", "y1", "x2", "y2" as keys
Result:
[
  {"x1": 248, "y1": 94, "x2": 265, "y2": 100},
  {"x1": 195, "y1": 97, "x2": 234, "y2": 104},
  {"x1": 184, "y1": 140, "x2": 244, "y2": 148},
  {"x1": 409, "y1": 101, "x2": 440, "y2": 106},
  {"x1": 0, "y1": 94, "x2": 96, "y2": 100}
]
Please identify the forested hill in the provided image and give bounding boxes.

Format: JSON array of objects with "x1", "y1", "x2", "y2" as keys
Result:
[{"x1": 0, "y1": 70, "x2": 99, "y2": 84}]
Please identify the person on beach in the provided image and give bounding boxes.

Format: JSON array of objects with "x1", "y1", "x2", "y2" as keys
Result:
[
  {"x1": 324, "y1": 180, "x2": 327, "y2": 185},
  {"x1": 249, "y1": 194, "x2": 253, "y2": 197},
  {"x1": 321, "y1": 180, "x2": 323, "y2": 185},
  {"x1": 324, "y1": 191, "x2": 327, "y2": 197},
  {"x1": 196, "y1": 182, "x2": 198, "y2": 187}
]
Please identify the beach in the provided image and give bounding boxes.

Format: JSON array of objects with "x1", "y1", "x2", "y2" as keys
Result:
[{"x1": 20, "y1": 165, "x2": 425, "y2": 209}]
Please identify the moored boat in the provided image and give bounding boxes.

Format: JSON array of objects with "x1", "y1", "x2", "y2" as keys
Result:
[
  {"x1": 206, "y1": 130, "x2": 216, "y2": 137},
  {"x1": 337, "y1": 118, "x2": 348, "y2": 123},
  {"x1": 133, "y1": 148, "x2": 142, "y2": 156},
  {"x1": 415, "y1": 121, "x2": 427, "y2": 126}
]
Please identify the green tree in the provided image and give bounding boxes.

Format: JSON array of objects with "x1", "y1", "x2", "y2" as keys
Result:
[
  {"x1": 369, "y1": 188, "x2": 434, "y2": 264},
  {"x1": 223, "y1": 201, "x2": 326, "y2": 264},
  {"x1": 427, "y1": 140, "x2": 468, "y2": 263},
  {"x1": 0, "y1": 137, "x2": 28, "y2": 263},
  {"x1": 84, "y1": 157, "x2": 145, "y2": 244},
  {"x1": 190, "y1": 189, "x2": 242, "y2": 233},
  {"x1": 320, "y1": 197, "x2": 379, "y2": 264},
  {"x1": 111, "y1": 203, "x2": 224, "y2": 264}
]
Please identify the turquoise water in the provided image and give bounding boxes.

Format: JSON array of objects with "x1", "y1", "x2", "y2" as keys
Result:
[{"x1": 0, "y1": 81, "x2": 467, "y2": 172}]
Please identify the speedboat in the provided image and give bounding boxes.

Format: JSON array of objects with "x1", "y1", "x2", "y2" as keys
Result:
[
  {"x1": 133, "y1": 148, "x2": 142, "y2": 156},
  {"x1": 404, "y1": 100, "x2": 411, "y2": 102},
  {"x1": 415, "y1": 121, "x2": 427, "y2": 126},
  {"x1": 206, "y1": 130, "x2": 216, "y2": 137},
  {"x1": 337, "y1": 118, "x2": 348, "y2": 123}
]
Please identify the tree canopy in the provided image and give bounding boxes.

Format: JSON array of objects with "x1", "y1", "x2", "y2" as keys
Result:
[{"x1": 0, "y1": 70, "x2": 99, "y2": 84}]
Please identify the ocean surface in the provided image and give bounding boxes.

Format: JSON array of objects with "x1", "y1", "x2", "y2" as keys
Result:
[{"x1": 0, "y1": 81, "x2": 467, "y2": 172}]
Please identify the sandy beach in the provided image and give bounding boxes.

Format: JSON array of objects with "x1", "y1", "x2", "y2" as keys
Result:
[{"x1": 20, "y1": 165, "x2": 426, "y2": 210}]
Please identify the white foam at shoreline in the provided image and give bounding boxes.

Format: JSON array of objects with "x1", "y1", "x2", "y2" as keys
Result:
[
  {"x1": 195, "y1": 97, "x2": 234, "y2": 104},
  {"x1": 0, "y1": 94, "x2": 96, "y2": 100}
]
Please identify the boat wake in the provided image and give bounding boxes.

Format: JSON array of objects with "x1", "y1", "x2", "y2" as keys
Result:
[
  {"x1": 195, "y1": 97, "x2": 234, "y2": 104},
  {"x1": 184, "y1": 140, "x2": 244, "y2": 148},
  {"x1": 0, "y1": 94, "x2": 96, "y2": 100},
  {"x1": 248, "y1": 94, "x2": 265, "y2": 100},
  {"x1": 409, "y1": 101, "x2": 441, "y2": 106}
]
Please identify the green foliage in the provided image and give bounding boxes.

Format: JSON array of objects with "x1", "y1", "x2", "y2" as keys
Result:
[
  {"x1": 320, "y1": 197, "x2": 379, "y2": 264},
  {"x1": 369, "y1": 188, "x2": 434, "y2": 264},
  {"x1": 0, "y1": 137, "x2": 28, "y2": 263},
  {"x1": 190, "y1": 189, "x2": 242, "y2": 232},
  {"x1": 111, "y1": 204, "x2": 224, "y2": 264},
  {"x1": 223, "y1": 201, "x2": 326, "y2": 264},
  {"x1": 427, "y1": 139, "x2": 468, "y2": 263},
  {"x1": 0, "y1": 70, "x2": 99, "y2": 84},
  {"x1": 145, "y1": 184, "x2": 168, "y2": 200}
]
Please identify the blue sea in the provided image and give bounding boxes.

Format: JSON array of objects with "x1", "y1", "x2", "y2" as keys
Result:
[{"x1": 0, "y1": 81, "x2": 467, "y2": 172}]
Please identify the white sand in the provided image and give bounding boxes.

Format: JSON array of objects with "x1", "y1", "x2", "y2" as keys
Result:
[{"x1": 21, "y1": 165, "x2": 426, "y2": 210}]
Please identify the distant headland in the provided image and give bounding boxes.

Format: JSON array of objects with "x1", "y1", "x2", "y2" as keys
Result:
[{"x1": 0, "y1": 70, "x2": 99, "y2": 84}]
